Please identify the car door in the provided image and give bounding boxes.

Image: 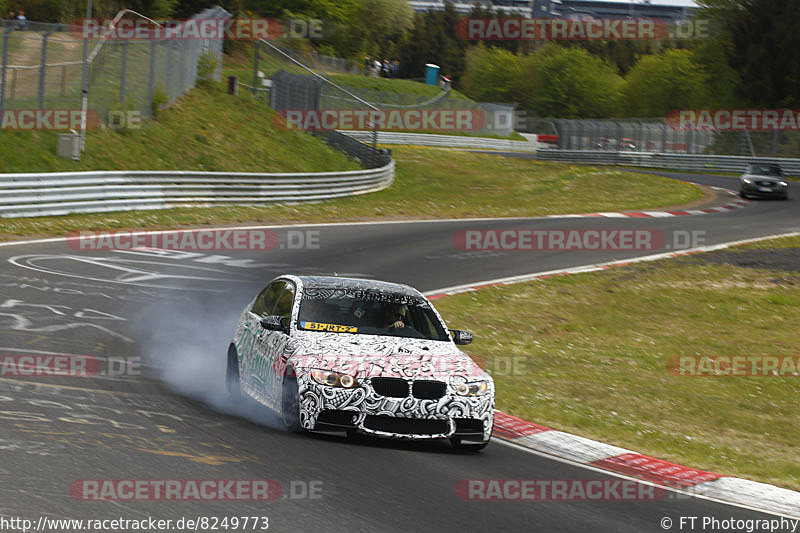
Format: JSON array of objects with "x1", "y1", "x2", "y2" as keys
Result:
[
  {"x1": 260, "y1": 282, "x2": 297, "y2": 410},
  {"x1": 240, "y1": 280, "x2": 286, "y2": 406},
  {"x1": 245, "y1": 280, "x2": 297, "y2": 410}
]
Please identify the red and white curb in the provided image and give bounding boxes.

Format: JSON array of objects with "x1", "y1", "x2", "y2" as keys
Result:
[
  {"x1": 549, "y1": 189, "x2": 750, "y2": 219},
  {"x1": 426, "y1": 231, "x2": 800, "y2": 518},
  {"x1": 491, "y1": 413, "x2": 800, "y2": 518}
]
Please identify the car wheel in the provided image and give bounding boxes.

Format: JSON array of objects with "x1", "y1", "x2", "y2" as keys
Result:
[
  {"x1": 281, "y1": 371, "x2": 302, "y2": 432},
  {"x1": 226, "y1": 345, "x2": 242, "y2": 401},
  {"x1": 739, "y1": 191, "x2": 748, "y2": 199},
  {"x1": 450, "y1": 435, "x2": 490, "y2": 452}
]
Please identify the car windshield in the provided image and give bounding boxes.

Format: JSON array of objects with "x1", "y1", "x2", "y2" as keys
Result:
[
  {"x1": 297, "y1": 288, "x2": 450, "y2": 341},
  {"x1": 749, "y1": 164, "x2": 782, "y2": 176}
]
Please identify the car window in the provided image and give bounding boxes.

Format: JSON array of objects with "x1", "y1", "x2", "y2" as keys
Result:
[
  {"x1": 273, "y1": 284, "x2": 296, "y2": 319},
  {"x1": 252, "y1": 281, "x2": 286, "y2": 316}
]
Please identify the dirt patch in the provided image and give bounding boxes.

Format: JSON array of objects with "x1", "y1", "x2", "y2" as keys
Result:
[{"x1": 692, "y1": 248, "x2": 800, "y2": 272}]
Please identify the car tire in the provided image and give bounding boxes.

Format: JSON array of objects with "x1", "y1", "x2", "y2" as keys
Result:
[
  {"x1": 739, "y1": 191, "x2": 748, "y2": 199},
  {"x1": 226, "y1": 345, "x2": 242, "y2": 401},
  {"x1": 450, "y1": 435, "x2": 490, "y2": 452},
  {"x1": 281, "y1": 371, "x2": 302, "y2": 433}
]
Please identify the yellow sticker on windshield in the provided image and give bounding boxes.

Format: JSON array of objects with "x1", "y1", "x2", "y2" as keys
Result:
[{"x1": 300, "y1": 321, "x2": 358, "y2": 333}]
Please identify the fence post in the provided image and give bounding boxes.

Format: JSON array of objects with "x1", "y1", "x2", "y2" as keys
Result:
[
  {"x1": 39, "y1": 31, "x2": 55, "y2": 110},
  {"x1": 252, "y1": 41, "x2": 259, "y2": 97},
  {"x1": 147, "y1": 40, "x2": 156, "y2": 117},
  {"x1": 119, "y1": 41, "x2": 128, "y2": 102},
  {"x1": 0, "y1": 26, "x2": 14, "y2": 113},
  {"x1": 165, "y1": 41, "x2": 173, "y2": 102},
  {"x1": 179, "y1": 41, "x2": 186, "y2": 94}
]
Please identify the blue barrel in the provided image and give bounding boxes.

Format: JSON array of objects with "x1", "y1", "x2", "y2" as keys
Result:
[{"x1": 425, "y1": 63, "x2": 440, "y2": 85}]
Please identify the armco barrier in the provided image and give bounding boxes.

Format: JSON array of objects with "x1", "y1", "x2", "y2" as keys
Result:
[
  {"x1": 0, "y1": 161, "x2": 394, "y2": 218},
  {"x1": 339, "y1": 131, "x2": 541, "y2": 152},
  {"x1": 535, "y1": 149, "x2": 800, "y2": 176}
]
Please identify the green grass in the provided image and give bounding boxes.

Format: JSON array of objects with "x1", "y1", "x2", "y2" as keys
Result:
[
  {"x1": 737, "y1": 233, "x2": 800, "y2": 249},
  {"x1": 0, "y1": 146, "x2": 702, "y2": 239},
  {"x1": 0, "y1": 82, "x2": 359, "y2": 174},
  {"x1": 328, "y1": 73, "x2": 470, "y2": 100},
  {"x1": 434, "y1": 253, "x2": 800, "y2": 490}
]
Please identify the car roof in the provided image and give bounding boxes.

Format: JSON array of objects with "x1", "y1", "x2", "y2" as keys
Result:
[{"x1": 295, "y1": 275, "x2": 423, "y2": 297}]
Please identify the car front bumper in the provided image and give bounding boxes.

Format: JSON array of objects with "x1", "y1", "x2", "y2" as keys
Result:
[
  {"x1": 298, "y1": 379, "x2": 494, "y2": 442},
  {"x1": 740, "y1": 182, "x2": 788, "y2": 197}
]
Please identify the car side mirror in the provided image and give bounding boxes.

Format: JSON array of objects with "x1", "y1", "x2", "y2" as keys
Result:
[
  {"x1": 450, "y1": 329, "x2": 474, "y2": 346},
  {"x1": 260, "y1": 315, "x2": 289, "y2": 334}
]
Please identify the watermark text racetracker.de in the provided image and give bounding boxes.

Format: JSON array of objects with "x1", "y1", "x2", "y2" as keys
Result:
[
  {"x1": 456, "y1": 479, "x2": 668, "y2": 501},
  {"x1": 1, "y1": 354, "x2": 142, "y2": 377},
  {"x1": 667, "y1": 109, "x2": 800, "y2": 131},
  {"x1": 453, "y1": 229, "x2": 706, "y2": 252},
  {"x1": 455, "y1": 18, "x2": 710, "y2": 41},
  {"x1": 69, "y1": 479, "x2": 323, "y2": 501},
  {"x1": 274, "y1": 109, "x2": 486, "y2": 132},
  {"x1": 67, "y1": 229, "x2": 321, "y2": 251},
  {"x1": 667, "y1": 355, "x2": 800, "y2": 377},
  {"x1": 69, "y1": 17, "x2": 324, "y2": 40}
]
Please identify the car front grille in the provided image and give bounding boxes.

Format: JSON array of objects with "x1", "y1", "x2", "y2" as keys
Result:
[
  {"x1": 756, "y1": 180, "x2": 775, "y2": 187},
  {"x1": 412, "y1": 380, "x2": 447, "y2": 400},
  {"x1": 363, "y1": 415, "x2": 449, "y2": 435},
  {"x1": 371, "y1": 377, "x2": 409, "y2": 398},
  {"x1": 371, "y1": 378, "x2": 447, "y2": 399}
]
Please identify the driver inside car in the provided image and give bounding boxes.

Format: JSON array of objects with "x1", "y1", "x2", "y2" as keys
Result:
[{"x1": 383, "y1": 303, "x2": 408, "y2": 330}]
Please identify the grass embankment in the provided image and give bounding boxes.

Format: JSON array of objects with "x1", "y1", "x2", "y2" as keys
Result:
[
  {"x1": 222, "y1": 46, "x2": 524, "y2": 140},
  {"x1": 434, "y1": 235, "x2": 800, "y2": 490},
  {"x1": 0, "y1": 146, "x2": 702, "y2": 239},
  {"x1": 0, "y1": 83, "x2": 359, "y2": 174}
]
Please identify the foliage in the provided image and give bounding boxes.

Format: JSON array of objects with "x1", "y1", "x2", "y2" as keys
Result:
[
  {"x1": 619, "y1": 49, "x2": 707, "y2": 117},
  {"x1": 196, "y1": 52, "x2": 219, "y2": 84},
  {"x1": 529, "y1": 45, "x2": 622, "y2": 118}
]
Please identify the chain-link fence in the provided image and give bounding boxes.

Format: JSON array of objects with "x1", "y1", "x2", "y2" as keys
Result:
[
  {"x1": 0, "y1": 7, "x2": 229, "y2": 128},
  {"x1": 249, "y1": 39, "x2": 518, "y2": 137},
  {"x1": 549, "y1": 118, "x2": 714, "y2": 154},
  {"x1": 542, "y1": 118, "x2": 798, "y2": 157}
]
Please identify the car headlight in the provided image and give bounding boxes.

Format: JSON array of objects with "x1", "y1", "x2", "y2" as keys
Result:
[
  {"x1": 455, "y1": 380, "x2": 490, "y2": 397},
  {"x1": 742, "y1": 177, "x2": 752, "y2": 184},
  {"x1": 310, "y1": 369, "x2": 358, "y2": 388},
  {"x1": 780, "y1": 181, "x2": 788, "y2": 187}
]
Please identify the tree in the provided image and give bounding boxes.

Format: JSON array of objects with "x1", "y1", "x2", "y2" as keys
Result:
[
  {"x1": 530, "y1": 44, "x2": 622, "y2": 118},
  {"x1": 700, "y1": 0, "x2": 800, "y2": 107},
  {"x1": 619, "y1": 49, "x2": 707, "y2": 117},
  {"x1": 461, "y1": 44, "x2": 525, "y2": 103}
]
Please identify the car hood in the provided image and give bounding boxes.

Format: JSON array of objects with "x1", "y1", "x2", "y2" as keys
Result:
[
  {"x1": 744, "y1": 174, "x2": 782, "y2": 181},
  {"x1": 288, "y1": 331, "x2": 488, "y2": 380}
]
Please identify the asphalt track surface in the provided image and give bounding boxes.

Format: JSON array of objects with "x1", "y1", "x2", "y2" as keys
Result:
[{"x1": 0, "y1": 170, "x2": 797, "y2": 532}]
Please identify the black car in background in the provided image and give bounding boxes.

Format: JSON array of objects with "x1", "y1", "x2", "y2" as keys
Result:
[{"x1": 739, "y1": 163, "x2": 789, "y2": 199}]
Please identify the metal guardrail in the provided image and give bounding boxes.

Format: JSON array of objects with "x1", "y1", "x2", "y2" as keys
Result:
[
  {"x1": 339, "y1": 131, "x2": 541, "y2": 152},
  {"x1": 535, "y1": 150, "x2": 800, "y2": 176},
  {"x1": 0, "y1": 161, "x2": 395, "y2": 218}
]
